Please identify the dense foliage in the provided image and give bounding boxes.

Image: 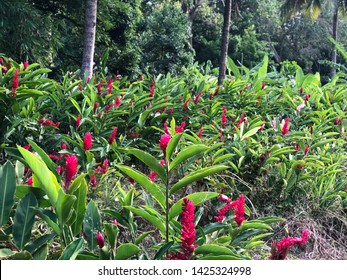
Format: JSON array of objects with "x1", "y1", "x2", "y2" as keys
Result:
[{"x1": 0, "y1": 54, "x2": 346, "y2": 259}]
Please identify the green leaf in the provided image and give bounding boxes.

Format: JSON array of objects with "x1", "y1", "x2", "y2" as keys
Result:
[
  {"x1": 135, "y1": 231, "x2": 154, "y2": 245},
  {"x1": 83, "y1": 200, "x2": 101, "y2": 250},
  {"x1": 56, "y1": 189, "x2": 76, "y2": 228},
  {"x1": 169, "y1": 144, "x2": 208, "y2": 171},
  {"x1": 124, "y1": 206, "x2": 166, "y2": 234},
  {"x1": 231, "y1": 229, "x2": 266, "y2": 245},
  {"x1": 245, "y1": 241, "x2": 264, "y2": 250},
  {"x1": 32, "y1": 244, "x2": 48, "y2": 260},
  {"x1": 17, "y1": 146, "x2": 60, "y2": 207},
  {"x1": 8, "y1": 251, "x2": 33, "y2": 260},
  {"x1": 239, "y1": 222, "x2": 272, "y2": 232},
  {"x1": 124, "y1": 148, "x2": 167, "y2": 183},
  {"x1": 169, "y1": 165, "x2": 229, "y2": 195},
  {"x1": 154, "y1": 241, "x2": 174, "y2": 260},
  {"x1": 0, "y1": 248, "x2": 16, "y2": 258},
  {"x1": 116, "y1": 165, "x2": 165, "y2": 209},
  {"x1": 104, "y1": 223, "x2": 119, "y2": 249},
  {"x1": 0, "y1": 161, "x2": 16, "y2": 225},
  {"x1": 68, "y1": 175, "x2": 87, "y2": 236},
  {"x1": 195, "y1": 244, "x2": 234, "y2": 255},
  {"x1": 24, "y1": 233, "x2": 56, "y2": 256},
  {"x1": 258, "y1": 55, "x2": 268, "y2": 78},
  {"x1": 115, "y1": 243, "x2": 140, "y2": 260},
  {"x1": 198, "y1": 254, "x2": 247, "y2": 260},
  {"x1": 25, "y1": 139, "x2": 59, "y2": 178},
  {"x1": 166, "y1": 133, "x2": 182, "y2": 160},
  {"x1": 240, "y1": 127, "x2": 260, "y2": 141},
  {"x1": 226, "y1": 56, "x2": 241, "y2": 78},
  {"x1": 76, "y1": 251, "x2": 99, "y2": 260},
  {"x1": 201, "y1": 223, "x2": 229, "y2": 235},
  {"x1": 59, "y1": 238, "x2": 84, "y2": 260},
  {"x1": 254, "y1": 216, "x2": 285, "y2": 224},
  {"x1": 13, "y1": 192, "x2": 37, "y2": 250},
  {"x1": 35, "y1": 209, "x2": 61, "y2": 235},
  {"x1": 169, "y1": 192, "x2": 219, "y2": 220}
]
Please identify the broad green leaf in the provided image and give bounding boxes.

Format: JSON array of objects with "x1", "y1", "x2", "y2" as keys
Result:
[
  {"x1": 169, "y1": 192, "x2": 219, "y2": 220},
  {"x1": 169, "y1": 165, "x2": 229, "y2": 195},
  {"x1": 239, "y1": 222, "x2": 272, "y2": 232},
  {"x1": 258, "y1": 55, "x2": 268, "y2": 78},
  {"x1": 0, "y1": 161, "x2": 16, "y2": 225},
  {"x1": 8, "y1": 251, "x2": 33, "y2": 260},
  {"x1": 194, "y1": 244, "x2": 234, "y2": 255},
  {"x1": 116, "y1": 165, "x2": 165, "y2": 209},
  {"x1": 124, "y1": 148, "x2": 167, "y2": 183},
  {"x1": 240, "y1": 127, "x2": 260, "y2": 141},
  {"x1": 76, "y1": 251, "x2": 99, "y2": 260},
  {"x1": 59, "y1": 238, "x2": 84, "y2": 260},
  {"x1": 254, "y1": 217, "x2": 285, "y2": 224},
  {"x1": 154, "y1": 241, "x2": 174, "y2": 260},
  {"x1": 13, "y1": 192, "x2": 37, "y2": 250},
  {"x1": 201, "y1": 223, "x2": 229, "y2": 235},
  {"x1": 213, "y1": 154, "x2": 235, "y2": 165},
  {"x1": 226, "y1": 56, "x2": 241, "y2": 78},
  {"x1": 0, "y1": 248, "x2": 16, "y2": 258},
  {"x1": 166, "y1": 133, "x2": 182, "y2": 160},
  {"x1": 69, "y1": 174, "x2": 87, "y2": 236},
  {"x1": 32, "y1": 244, "x2": 48, "y2": 260},
  {"x1": 245, "y1": 241, "x2": 264, "y2": 250},
  {"x1": 104, "y1": 223, "x2": 119, "y2": 249},
  {"x1": 231, "y1": 229, "x2": 266, "y2": 245},
  {"x1": 25, "y1": 139, "x2": 59, "y2": 178},
  {"x1": 169, "y1": 144, "x2": 208, "y2": 171},
  {"x1": 83, "y1": 200, "x2": 102, "y2": 250},
  {"x1": 135, "y1": 231, "x2": 154, "y2": 245},
  {"x1": 24, "y1": 233, "x2": 56, "y2": 256},
  {"x1": 115, "y1": 243, "x2": 141, "y2": 260},
  {"x1": 56, "y1": 189, "x2": 76, "y2": 228},
  {"x1": 124, "y1": 206, "x2": 166, "y2": 234},
  {"x1": 17, "y1": 146, "x2": 60, "y2": 207}
]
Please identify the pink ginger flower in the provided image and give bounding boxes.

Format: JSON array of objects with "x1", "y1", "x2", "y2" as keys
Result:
[
  {"x1": 183, "y1": 98, "x2": 190, "y2": 111},
  {"x1": 295, "y1": 143, "x2": 300, "y2": 152},
  {"x1": 269, "y1": 230, "x2": 309, "y2": 260},
  {"x1": 163, "y1": 123, "x2": 170, "y2": 135},
  {"x1": 108, "y1": 127, "x2": 118, "y2": 145},
  {"x1": 234, "y1": 113, "x2": 246, "y2": 131},
  {"x1": 304, "y1": 146, "x2": 309, "y2": 155},
  {"x1": 94, "y1": 102, "x2": 99, "y2": 113},
  {"x1": 106, "y1": 78, "x2": 113, "y2": 95},
  {"x1": 221, "y1": 106, "x2": 228, "y2": 128},
  {"x1": 175, "y1": 122, "x2": 186, "y2": 133},
  {"x1": 97, "y1": 80, "x2": 104, "y2": 95},
  {"x1": 83, "y1": 132, "x2": 93, "y2": 151},
  {"x1": 23, "y1": 61, "x2": 29, "y2": 70},
  {"x1": 96, "y1": 232, "x2": 105, "y2": 248},
  {"x1": 115, "y1": 96, "x2": 121, "y2": 107},
  {"x1": 61, "y1": 142, "x2": 67, "y2": 150},
  {"x1": 159, "y1": 133, "x2": 171, "y2": 157},
  {"x1": 12, "y1": 68, "x2": 19, "y2": 92},
  {"x1": 304, "y1": 94, "x2": 311, "y2": 102},
  {"x1": 39, "y1": 118, "x2": 60, "y2": 127},
  {"x1": 27, "y1": 177, "x2": 33, "y2": 186},
  {"x1": 23, "y1": 144, "x2": 31, "y2": 150},
  {"x1": 334, "y1": 118, "x2": 342, "y2": 125},
  {"x1": 296, "y1": 102, "x2": 305, "y2": 112},
  {"x1": 90, "y1": 173, "x2": 97, "y2": 188},
  {"x1": 197, "y1": 127, "x2": 204, "y2": 138},
  {"x1": 215, "y1": 194, "x2": 245, "y2": 226},
  {"x1": 194, "y1": 91, "x2": 204, "y2": 104},
  {"x1": 169, "y1": 108, "x2": 174, "y2": 114},
  {"x1": 281, "y1": 118, "x2": 290, "y2": 135},
  {"x1": 76, "y1": 115, "x2": 81, "y2": 128},
  {"x1": 65, "y1": 154, "x2": 78, "y2": 189},
  {"x1": 57, "y1": 165, "x2": 64, "y2": 175},
  {"x1": 102, "y1": 159, "x2": 109, "y2": 174},
  {"x1": 149, "y1": 171, "x2": 157, "y2": 182},
  {"x1": 149, "y1": 80, "x2": 155, "y2": 97}
]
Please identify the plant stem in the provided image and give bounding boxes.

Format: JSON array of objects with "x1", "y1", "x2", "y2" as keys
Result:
[{"x1": 165, "y1": 160, "x2": 169, "y2": 243}]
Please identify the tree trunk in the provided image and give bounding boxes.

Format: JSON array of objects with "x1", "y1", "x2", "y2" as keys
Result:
[
  {"x1": 81, "y1": 0, "x2": 97, "y2": 78},
  {"x1": 181, "y1": 0, "x2": 204, "y2": 48},
  {"x1": 218, "y1": 0, "x2": 232, "y2": 86},
  {"x1": 330, "y1": 4, "x2": 338, "y2": 77}
]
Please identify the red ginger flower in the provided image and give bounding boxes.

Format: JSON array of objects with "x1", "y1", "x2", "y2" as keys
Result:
[
  {"x1": 175, "y1": 122, "x2": 186, "y2": 133},
  {"x1": 334, "y1": 118, "x2": 342, "y2": 125},
  {"x1": 106, "y1": 78, "x2": 113, "y2": 95},
  {"x1": 76, "y1": 115, "x2": 81, "y2": 128},
  {"x1": 269, "y1": 230, "x2": 309, "y2": 260},
  {"x1": 197, "y1": 127, "x2": 204, "y2": 138},
  {"x1": 97, "y1": 80, "x2": 104, "y2": 95},
  {"x1": 12, "y1": 68, "x2": 19, "y2": 92},
  {"x1": 90, "y1": 173, "x2": 97, "y2": 188},
  {"x1": 234, "y1": 113, "x2": 246, "y2": 131},
  {"x1": 159, "y1": 133, "x2": 171, "y2": 157},
  {"x1": 27, "y1": 177, "x2": 33, "y2": 186},
  {"x1": 183, "y1": 98, "x2": 190, "y2": 111},
  {"x1": 93, "y1": 102, "x2": 99, "y2": 113},
  {"x1": 96, "y1": 232, "x2": 105, "y2": 248},
  {"x1": 39, "y1": 118, "x2": 60, "y2": 127},
  {"x1": 163, "y1": 123, "x2": 170, "y2": 135},
  {"x1": 23, "y1": 144, "x2": 31, "y2": 150},
  {"x1": 108, "y1": 127, "x2": 118, "y2": 145},
  {"x1": 215, "y1": 194, "x2": 245, "y2": 226},
  {"x1": 102, "y1": 159, "x2": 109, "y2": 174},
  {"x1": 23, "y1": 61, "x2": 29, "y2": 70},
  {"x1": 304, "y1": 145, "x2": 309, "y2": 155},
  {"x1": 149, "y1": 160, "x2": 166, "y2": 182},
  {"x1": 65, "y1": 154, "x2": 78, "y2": 189},
  {"x1": 83, "y1": 132, "x2": 93, "y2": 151},
  {"x1": 115, "y1": 96, "x2": 121, "y2": 107},
  {"x1": 194, "y1": 91, "x2": 204, "y2": 104},
  {"x1": 281, "y1": 117, "x2": 290, "y2": 135}
]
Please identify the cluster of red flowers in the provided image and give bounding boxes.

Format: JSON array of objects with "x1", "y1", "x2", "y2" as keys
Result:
[
  {"x1": 183, "y1": 98, "x2": 190, "y2": 111},
  {"x1": 194, "y1": 91, "x2": 204, "y2": 104},
  {"x1": 234, "y1": 113, "x2": 246, "y2": 131},
  {"x1": 221, "y1": 106, "x2": 228, "y2": 128},
  {"x1": 159, "y1": 133, "x2": 171, "y2": 157},
  {"x1": 106, "y1": 78, "x2": 113, "y2": 95},
  {"x1": 11, "y1": 68, "x2": 19, "y2": 93},
  {"x1": 269, "y1": 230, "x2": 309, "y2": 260},
  {"x1": 83, "y1": 132, "x2": 93, "y2": 151},
  {"x1": 65, "y1": 154, "x2": 78, "y2": 189},
  {"x1": 215, "y1": 194, "x2": 245, "y2": 226},
  {"x1": 76, "y1": 115, "x2": 81, "y2": 128},
  {"x1": 197, "y1": 127, "x2": 204, "y2": 138},
  {"x1": 166, "y1": 198, "x2": 197, "y2": 260},
  {"x1": 149, "y1": 80, "x2": 155, "y2": 98},
  {"x1": 97, "y1": 80, "x2": 104, "y2": 95},
  {"x1": 39, "y1": 118, "x2": 60, "y2": 127},
  {"x1": 108, "y1": 127, "x2": 118, "y2": 145},
  {"x1": 175, "y1": 121, "x2": 186, "y2": 133},
  {"x1": 334, "y1": 118, "x2": 342, "y2": 125}
]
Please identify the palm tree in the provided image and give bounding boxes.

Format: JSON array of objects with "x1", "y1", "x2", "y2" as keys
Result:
[
  {"x1": 81, "y1": 0, "x2": 98, "y2": 78},
  {"x1": 281, "y1": 0, "x2": 347, "y2": 77}
]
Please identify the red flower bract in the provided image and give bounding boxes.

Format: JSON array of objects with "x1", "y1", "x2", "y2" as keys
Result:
[
  {"x1": 281, "y1": 117, "x2": 290, "y2": 135},
  {"x1": 12, "y1": 68, "x2": 19, "y2": 92},
  {"x1": 159, "y1": 133, "x2": 171, "y2": 157},
  {"x1": 108, "y1": 127, "x2": 118, "y2": 145},
  {"x1": 83, "y1": 132, "x2": 93, "y2": 151},
  {"x1": 65, "y1": 154, "x2": 78, "y2": 190},
  {"x1": 96, "y1": 232, "x2": 104, "y2": 248},
  {"x1": 90, "y1": 173, "x2": 97, "y2": 188},
  {"x1": 76, "y1": 115, "x2": 81, "y2": 128},
  {"x1": 215, "y1": 194, "x2": 245, "y2": 226}
]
